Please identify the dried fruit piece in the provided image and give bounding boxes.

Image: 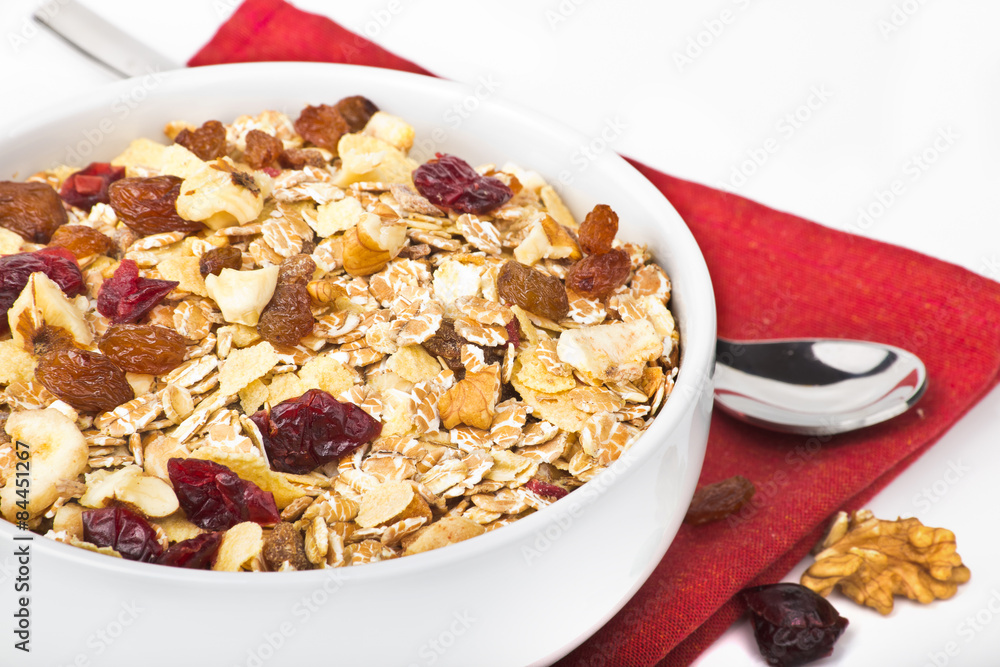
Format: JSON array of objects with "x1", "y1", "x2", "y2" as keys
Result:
[
  {"x1": 496, "y1": 260, "x2": 569, "y2": 322},
  {"x1": 174, "y1": 120, "x2": 228, "y2": 161},
  {"x1": 198, "y1": 246, "x2": 243, "y2": 278},
  {"x1": 157, "y1": 531, "x2": 223, "y2": 569},
  {"x1": 278, "y1": 148, "x2": 327, "y2": 170},
  {"x1": 525, "y1": 477, "x2": 568, "y2": 500},
  {"x1": 0, "y1": 181, "x2": 68, "y2": 243},
  {"x1": 58, "y1": 162, "x2": 126, "y2": 212},
  {"x1": 167, "y1": 458, "x2": 280, "y2": 531},
  {"x1": 565, "y1": 248, "x2": 631, "y2": 299},
  {"x1": 800, "y1": 510, "x2": 971, "y2": 615},
  {"x1": 257, "y1": 255, "x2": 316, "y2": 346},
  {"x1": 420, "y1": 318, "x2": 468, "y2": 371},
  {"x1": 413, "y1": 153, "x2": 513, "y2": 215},
  {"x1": 243, "y1": 129, "x2": 284, "y2": 170},
  {"x1": 0, "y1": 248, "x2": 84, "y2": 332},
  {"x1": 250, "y1": 388, "x2": 382, "y2": 474},
  {"x1": 97, "y1": 259, "x2": 178, "y2": 324},
  {"x1": 743, "y1": 583, "x2": 849, "y2": 667},
  {"x1": 262, "y1": 521, "x2": 310, "y2": 571},
  {"x1": 333, "y1": 95, "x2": 379, "y2": 132},
  {"x1": 684, "y1": 475, "x2": 756, "y2": 525},
  {"x1": 578, "y1": 204, "x2": 618, "y2": 255},
  {"x1": 294, "y1": 104, "x2": 350, "y2": 154},
  {"x1": 82, "y1": 507, "x2": 163, "y2": 562},
  {"x1": 35, "y1": 348, "x2": 133, "y2": 413},
  {"x1": 48, "y1": 225, "x2": 115, "y2": 259},
  {"x1": 109, "y1": 176, "x2": 204, "y2": 236},
  {"x1": 98, "y1": 324, "x2": 186, "y2": 375}
]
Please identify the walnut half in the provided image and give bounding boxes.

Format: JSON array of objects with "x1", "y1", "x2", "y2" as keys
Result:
[{"x1": 801, "y1": 510, "x2": 971, "y2": 615}]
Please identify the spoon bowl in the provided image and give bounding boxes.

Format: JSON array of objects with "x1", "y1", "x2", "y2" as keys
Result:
[{"x1": 714, "y1": 338, "x2": 928, "y2": 435}]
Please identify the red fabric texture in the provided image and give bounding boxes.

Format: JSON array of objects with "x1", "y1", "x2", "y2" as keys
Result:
[{"x1": 190, "y1": 3, "x2": 1000, "y2": 665}]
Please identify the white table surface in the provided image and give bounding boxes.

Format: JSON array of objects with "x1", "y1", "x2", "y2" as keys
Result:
[{"x1": 1, "y1": 1, "x2": 999, "y2": 665}]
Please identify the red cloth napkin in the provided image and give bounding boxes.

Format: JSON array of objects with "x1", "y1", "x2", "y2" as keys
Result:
[{"x1": 191, "y1": 3, "x2": 1000, "y2": 664}]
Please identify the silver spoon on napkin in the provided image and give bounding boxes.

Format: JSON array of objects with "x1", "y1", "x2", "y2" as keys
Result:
[{"x1": 714, "y1": 338, "x2": 927, "y2": 436}]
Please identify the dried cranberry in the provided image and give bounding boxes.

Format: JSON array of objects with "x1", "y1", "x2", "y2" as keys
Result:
[
  {"x1": 0, "y1": 247, "x2": 84, "y2": 329},
  {"x1": 743, "y1": 583, "x2": 849, "y2": 667},
  {"x1": 0, "y1": 181, "x2": 68, "y2": 243},
  {"x1": 504, "y1": 318, "x2": 521, "y2": 349},
  {"x1": 413, "y1": 154, "x2": 513, "y2": 215},
  {"x1": 168, "y1": 458, "x2": 280, "y2": 531},
  {"x1": 97, "y1": 259, "x2": 177, "y2": 324},
  {"x1": 59, "y1": 162, "x2": 126, "y2": 212},
  {"x1": 526, "y1": 478, "x2": 568, "y2": 499},
  {"x1": 251, "y1": 389, "x2": 382, "y2": 474},
  {"x1": 82, "y1": 507, "x2": 163, "y2": 563},
  {"x1": 156, "y1": 531, "x2": 224, "y2": 569}
]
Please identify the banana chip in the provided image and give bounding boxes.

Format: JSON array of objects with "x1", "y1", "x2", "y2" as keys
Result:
[{"x1": 213, "y1": 521, "x2": 263, "y2": 572}]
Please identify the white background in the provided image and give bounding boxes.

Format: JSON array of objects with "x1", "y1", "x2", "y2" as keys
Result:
[{"x1": 1, "y1": 1, "x2": 999, "y2": 665}]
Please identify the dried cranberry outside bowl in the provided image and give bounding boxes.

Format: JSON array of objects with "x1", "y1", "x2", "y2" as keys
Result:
[{"x1": 0, "y1": 63, "x2": 715, "y2": 667}]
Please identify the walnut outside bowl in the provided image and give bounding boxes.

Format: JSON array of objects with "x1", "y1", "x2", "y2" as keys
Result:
[{"x1": 0, "y1": 63, "x2": 715, "y2": 667}]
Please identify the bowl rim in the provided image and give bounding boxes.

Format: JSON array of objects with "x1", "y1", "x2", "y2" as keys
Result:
[{"x1": 0, "y1": 61, "x2": 717, "y2": 587}]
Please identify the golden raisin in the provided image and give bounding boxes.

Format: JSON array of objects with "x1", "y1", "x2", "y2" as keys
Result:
[
  {"x1": 684, "y1": 475, "x2": 756, "y2": 525},
  {"x1": 174, "y1": 120, "x2": 228, "y2": 161},
  {"x1": 496, "y1": 260, "x2": 569, "y2": 322},
  {"x1": 0, "y1": 181, "x2": 68, "y2": 243},
  {"x1": 109, "y1": 176, "x2": 204, "y2": 237},
  {"x1": 243, "y1": 130, "x2": 284, "y2": 170},
  {"x1": 578, "y1": 204, "x2": 619, "y2": 255},
  {"x1": 48, "y1": 225, "x2": 115, "y2": 259},
  {"x1": 98, "y1": 324, "x2": 187, "y2": 375},
  {"x1": 35, "y1": 348, "x2": 133, "y2": 413},
  {"x1": 565, "y1": 249, "x2": 631, "y2": 299},
  {"x1": 199, "y1": 246, "x2": 243, "y2": 278}
]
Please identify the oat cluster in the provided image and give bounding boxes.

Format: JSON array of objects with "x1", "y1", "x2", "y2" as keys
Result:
[{"x1": 0, "y1": 99, "x2": 679, "y2": 571}]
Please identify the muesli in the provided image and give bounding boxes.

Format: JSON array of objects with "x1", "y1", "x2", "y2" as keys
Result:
[{"x1": 0, "y1": 96, "x2": 679, "y2": 571}]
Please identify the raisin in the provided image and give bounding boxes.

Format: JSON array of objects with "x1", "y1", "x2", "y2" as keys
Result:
[
  {"x1": 565, "y1": 248, "x2": 631, "y2": 299},
  {"x1": 243, "y1": 129, "x2": 284, "y2": 170},
  {"x1": 257, "y1": 255, "x2": 316, "y2": 347},
  {"x1": 578, "y1": 204, "x2": 619, "y2": 255},
  {"x1": 97, "y1": 259, "x2": 178, "y2": 324},
  {"x1": 198, "y1": 246, "x2": 243, "y2": 278},
  {"x1": 174, "y1": 120, "x2": 228, "y2": 161},
  {"x1": 743, "y1": 583, "x2": 849, "y2": 667},
  {"x1": 250, "y1": 389, "x2": 382, "y2": 474},
  {"x1": 262, "y1": 522, "x2": 311, "y2": 571},
  {"x1": 526, "y1": 478, "x2": 568, "y2": 500},
  {"x1": 294, "y1": 104, "x2": 350, "y2": 155},
  {"x1": 82, "y1": 507, "x2": 163, "y2": 563},
  {"x1": 48, "y1": 225, "x2": 115, "y2": 259},
  {"x1": 0, "y1": 247, "x2": 84, "y2": 327},
  {"x1": 333, "y1": 95, "x2": 379, "y2": 132},
  {"x1": 496, "y1": 260, "x2": 570, "y2": 322},
  {"x1": 0, "y1": 181, "x2": 68, "y2": 243},
  {"x1": 421, "y1": 319, "x2": 468, "y2": 372},
  {"x1": 156, "y1": 531, "x2": 224, "y2": 569},
  {"x1": 109, "y1": 176, "x2": 204, "y2": 237},
  {"x1": 35, "y1": 348, "x2": 133, "y2": 413},
  {"x1": 167, "y1": 458, "x2": 280, "y2": 531},
  {"x1": 684, "y1": 475, "x2": 756, "y2": 525},
  {"x1": 278, "y1": 148, "x2": 327, "y2": 170},
  {"x1": 58, "y1": 162, "x2": 126, "y2": 212},
  {"x1": 412, "y1": 153, "x2": 513, "y2": 215},
  {"x1": 98, "y1": 324, "x2": 187, "y2": 375}
]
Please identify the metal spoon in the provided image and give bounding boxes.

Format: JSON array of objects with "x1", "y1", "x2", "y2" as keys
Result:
[{"x1": 714, "y1": 338, "x2": 928, "y2": 435}]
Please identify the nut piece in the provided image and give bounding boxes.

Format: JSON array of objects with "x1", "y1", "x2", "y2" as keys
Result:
[
  {"x1": 213, "y1": 521, "x2": 264, "y2": 572},
  {"x1": 262, "y1": 521, "x2": 310, "y2": 571},
  {"x1": 8, "y1": 272, "x2": 93, "y2": 352},
  {"x1": 113, "y1": 474, "x2": 179, "y2": 518},
  {"x1": 800, "y1": 510, "x2": 972, "y2": 615},
  {"x1": 403, "y1": 516, "x2": 485, "y2": 556},
  {"x1": 356, "y1": 480, "x2": 431, "y2": 528},
  {"x1": 205, "y1": 266, "x2": 280, "y2": 326},
  {"x1": 438, "y1": 367, "x2": 501, "y2": 430},
  {"x1": 1, "y1": 408, "x2": 89, "y2": 522},
  {"x1": 556, "y1": 318, "x2": 663, "y2": 386},
  {"x1": 342, "y1": 212, "x2": 407, "y2": 277}
]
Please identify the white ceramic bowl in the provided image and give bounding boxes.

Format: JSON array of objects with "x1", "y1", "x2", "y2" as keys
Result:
[{"x1": 0, "y1": 63, "x2": 715, "y2": 667}]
